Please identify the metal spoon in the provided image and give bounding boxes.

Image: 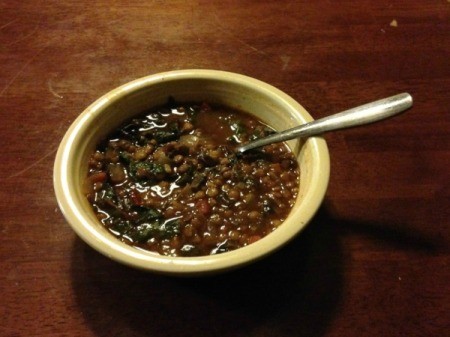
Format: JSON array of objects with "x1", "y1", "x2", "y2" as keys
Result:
[{"x1": 235, "y1": 93, "x2": 413, "y2": 153}]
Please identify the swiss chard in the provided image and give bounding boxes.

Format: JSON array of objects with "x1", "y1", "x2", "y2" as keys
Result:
[
  {"x1": 130, "y1": 218, "x2": 181, "y2": 242},
  {"x1": 129, "y1": 161, "x2": 165, "y2": 182}
]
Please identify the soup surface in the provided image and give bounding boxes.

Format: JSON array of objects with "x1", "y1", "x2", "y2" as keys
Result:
[{"x1": 85, "y1": 100, "x2": 299, "y2": 256}]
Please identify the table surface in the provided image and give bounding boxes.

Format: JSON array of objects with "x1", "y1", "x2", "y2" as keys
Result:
[{"x1": 1, "y1": 1, "x2": 449, "y2": 336}]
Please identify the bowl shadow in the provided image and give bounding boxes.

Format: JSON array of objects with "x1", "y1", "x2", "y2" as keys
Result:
[{"x1": 70, "y1": 205, "x2": 344, "y2": 337}]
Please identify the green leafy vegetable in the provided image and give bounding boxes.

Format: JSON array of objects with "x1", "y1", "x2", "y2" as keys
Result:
[
  {"x1": 110, "y1": 210, "x2": 180, "y2": 243},
  {"x1": 135, "y1": 206, "x2": 162, "y2": 223},
  {"x1": 129, "y1": 161, "x2": 165, "y2": 181},
  {"x1": 130, "y1": 218, "x2": 181, "y2": 242},
  {"x1": 152, "y1": 122, "x2": 180, "y2": 144}
]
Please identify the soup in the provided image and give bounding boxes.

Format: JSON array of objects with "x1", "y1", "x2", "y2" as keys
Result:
[{"x1": 84, "y1": 100, "x2": 299, "y2": 256}]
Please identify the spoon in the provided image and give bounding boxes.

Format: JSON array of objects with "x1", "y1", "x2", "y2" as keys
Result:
[{"x1": 235, "y1": 93, "x2": 413, "y2": 153}]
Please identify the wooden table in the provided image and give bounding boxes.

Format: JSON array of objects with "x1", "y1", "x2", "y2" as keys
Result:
[{"x1": 1, "y1": 1, "x2": 449, "y2": 336}]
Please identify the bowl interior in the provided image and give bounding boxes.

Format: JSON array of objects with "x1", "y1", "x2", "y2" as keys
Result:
[{"x1": 54, "y1": 70, "x2": 329, "y2": 275}]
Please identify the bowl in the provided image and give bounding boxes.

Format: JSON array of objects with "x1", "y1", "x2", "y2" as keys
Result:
[{"x1": 53, "y1": 69, "x2": 330, "y2": 276}]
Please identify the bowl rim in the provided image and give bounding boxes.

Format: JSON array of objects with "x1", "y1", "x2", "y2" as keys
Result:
[{"x1": 53, "y1": 69, "x2": 330, "y2": 275}]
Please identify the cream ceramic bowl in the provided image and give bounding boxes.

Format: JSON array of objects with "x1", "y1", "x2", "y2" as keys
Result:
[{"x1": 54, "y1": 69, "x2": 330, "y2": 276}]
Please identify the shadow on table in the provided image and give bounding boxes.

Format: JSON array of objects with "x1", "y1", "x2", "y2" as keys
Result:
[{"x1": 71, "y1": 206, "x2": 344, "y2": 337}]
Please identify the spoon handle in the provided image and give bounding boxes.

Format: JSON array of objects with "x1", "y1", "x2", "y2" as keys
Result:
[{"x1": 236, "y1": 93, "x2": 413, "y2": 153}]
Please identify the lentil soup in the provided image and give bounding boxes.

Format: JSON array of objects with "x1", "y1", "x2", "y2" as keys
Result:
[{"x1": 84, "y1": 100, "x2": 300, "y2": 257}]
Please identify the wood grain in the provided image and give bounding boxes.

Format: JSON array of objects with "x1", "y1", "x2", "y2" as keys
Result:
[{"x1": 1, "y1": 1, "x2": 449, "y2": 336}]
